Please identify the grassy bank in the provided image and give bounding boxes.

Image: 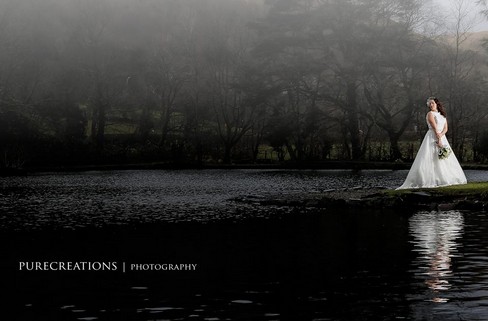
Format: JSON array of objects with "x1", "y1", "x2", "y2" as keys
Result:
[
  {"x1": 233, "y1": 182, "x2": 488, "y2": 212},
  {"x1": 385, "y1": 182, "x2": 488, "y2": 198}
]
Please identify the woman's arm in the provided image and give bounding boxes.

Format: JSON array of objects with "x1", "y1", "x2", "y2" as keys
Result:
[
  {"x1": 436, "y1": 119, "x2": 448, "y2": 142},
  {"x1": 427, "y1": 111, "x2": 437, "y2": 132},
  {"x1": 440, "y1": 121, "x2": 448, "y2": 137},
  {"x1": 427, "y1": 112, "x2": 443, "y2": 146}
]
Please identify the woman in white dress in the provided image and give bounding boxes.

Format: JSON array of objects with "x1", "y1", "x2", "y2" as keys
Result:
[{"x1": 397, "y1": 97, "x2": 467, "y2": 189}]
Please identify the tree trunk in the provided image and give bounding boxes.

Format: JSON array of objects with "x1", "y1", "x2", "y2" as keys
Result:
[
  {"x1": 388, "y1": 133, "x2": 402, "y2": 161},
  {"x1": 95, "y1": 103, "x2": 106, "y2": 153},
  {"x1": 159, "y1": 102, "x2": 172, "y2": 149},
  {"x1": 346, "y1": 82, "x2": 362, "y2": 160},
  {"x1": 223, "y1": 143, "x2": 232, "y2": 164}
]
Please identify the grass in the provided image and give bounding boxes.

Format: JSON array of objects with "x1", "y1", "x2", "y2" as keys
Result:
[{"x1": 384, "y1": 182, "x2": 488, "y2": 198}]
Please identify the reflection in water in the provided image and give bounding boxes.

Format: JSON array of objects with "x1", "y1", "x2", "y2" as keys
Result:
[
  {"x1": 409, "y1": 211, "x2": 464, "y2": 303},
  {"x1": 5, "y1": 170, "x2": 488, "y2": 320}
]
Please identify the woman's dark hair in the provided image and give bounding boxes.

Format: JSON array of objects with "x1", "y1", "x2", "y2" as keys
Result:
[
  {"x1": 427, "y1": 97, "x2": 447, "y2": 118},
  {"x1": 433, "y1": 98, "x2": 447, "y2": 117}
]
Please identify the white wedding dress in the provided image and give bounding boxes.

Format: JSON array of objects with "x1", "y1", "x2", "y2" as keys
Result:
[{"x1": 397, "y1": 111, "x2": 467, "y2": 189}]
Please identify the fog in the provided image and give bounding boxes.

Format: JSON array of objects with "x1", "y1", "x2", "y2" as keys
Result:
[
  {"x1": 432, "y1": 0, "x2": 488, "y2": 31},
  {"x1": 1, "y1": 0, "x2": 487, "y2": 168}
]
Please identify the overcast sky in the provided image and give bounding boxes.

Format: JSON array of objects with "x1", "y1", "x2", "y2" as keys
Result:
[{"x1": 433, "y1": 0, "x2": 488, "y2": 32}]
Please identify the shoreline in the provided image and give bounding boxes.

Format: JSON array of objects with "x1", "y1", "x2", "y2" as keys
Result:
[
  {"x1": 2, "y1": 160, "x2": 488, "y2": 175},
  {"x1": 232, "y1": 182, "x2": 488, "y2": 212}
]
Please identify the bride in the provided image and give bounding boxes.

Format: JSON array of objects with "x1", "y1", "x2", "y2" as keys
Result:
[{"x1": 397, "y1": 97, "x2": 467, "y2": 189}]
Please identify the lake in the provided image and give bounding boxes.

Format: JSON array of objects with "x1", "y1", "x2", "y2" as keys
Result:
[{"x1": 2, "y1": 169, "x2": 488, "y2": 320}]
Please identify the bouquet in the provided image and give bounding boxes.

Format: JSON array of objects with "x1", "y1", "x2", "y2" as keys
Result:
[{"x1": 438, "y1": 145, "x2": 451, "y2": 159}]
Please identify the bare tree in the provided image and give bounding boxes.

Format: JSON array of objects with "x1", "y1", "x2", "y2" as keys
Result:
[{"x1": 439, "y1": 0, "x2": 481, "y2": 159}]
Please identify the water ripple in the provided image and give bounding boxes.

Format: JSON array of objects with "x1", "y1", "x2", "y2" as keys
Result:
[{"x1": 1, "y1": 169, "x2": 487, "y2": 231}]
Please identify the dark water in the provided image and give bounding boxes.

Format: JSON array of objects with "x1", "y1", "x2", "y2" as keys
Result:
[{"x1": 2, "y1": 169, "x2": 488, "y2": 320}]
